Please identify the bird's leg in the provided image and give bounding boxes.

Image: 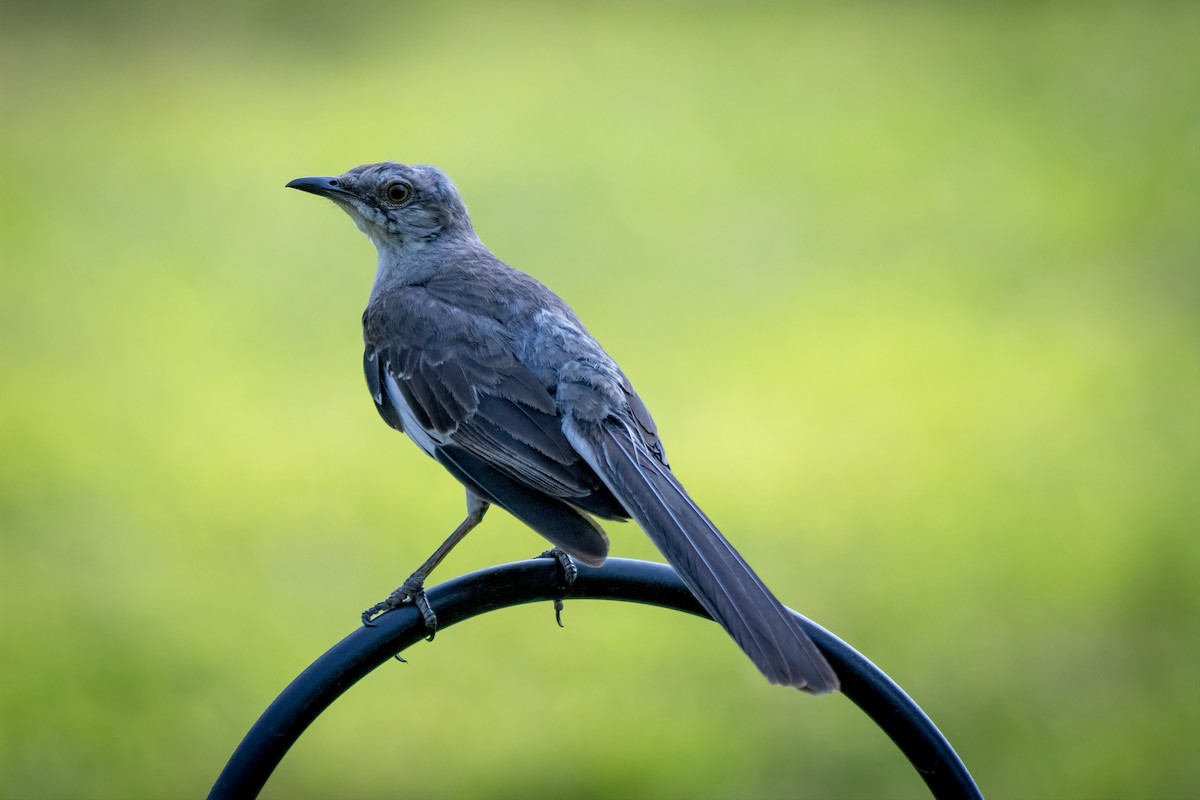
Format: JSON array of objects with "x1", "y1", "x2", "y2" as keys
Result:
[
  {"x1": 362, "y1": 494, "x2": 490, "y2": 634},
  {"x1": 536, "y1": 548, "x2": 578, "y2": 627}
]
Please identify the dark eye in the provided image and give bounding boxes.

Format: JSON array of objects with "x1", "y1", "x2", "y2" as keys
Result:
[{"x1": 385, "y1": 182, "x2": 412, "y2": 204}]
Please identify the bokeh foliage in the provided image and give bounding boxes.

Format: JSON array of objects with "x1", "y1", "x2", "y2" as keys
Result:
[{"x1": 2, "y1": 2, "x2": 1197, "y2": 798}]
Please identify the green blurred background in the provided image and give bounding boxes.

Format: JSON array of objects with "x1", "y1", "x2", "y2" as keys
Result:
[{"x1": 2, "y1": 2, "x2": 1197, "y2": 798}]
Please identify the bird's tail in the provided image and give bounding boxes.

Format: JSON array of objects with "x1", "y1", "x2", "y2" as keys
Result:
[{"x1": 566, "y1": 418, "x2": 839, "y2": 693}]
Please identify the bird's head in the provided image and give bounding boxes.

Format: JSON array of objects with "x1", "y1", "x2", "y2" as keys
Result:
[{"x1": 286, "y1": 162, "x2": 473, "y2": 251}]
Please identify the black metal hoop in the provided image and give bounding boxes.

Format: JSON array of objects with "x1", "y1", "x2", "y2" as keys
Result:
[{"x1": 208, "y1": 558, "x2": 983, "y2": 799}]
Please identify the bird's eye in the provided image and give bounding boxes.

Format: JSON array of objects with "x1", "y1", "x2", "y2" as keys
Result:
[{"x1": 385, "y1": 182, "x2": 412, "y2": 204}]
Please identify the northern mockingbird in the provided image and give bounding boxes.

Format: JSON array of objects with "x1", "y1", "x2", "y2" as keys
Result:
[{"x1": 286, "y1": 162, "x2": 838, "y2": 693}]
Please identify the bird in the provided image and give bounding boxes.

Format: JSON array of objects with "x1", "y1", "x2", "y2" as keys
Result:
[{"x1": 286, "y1": 162, "x2": 839, "y2": 693}]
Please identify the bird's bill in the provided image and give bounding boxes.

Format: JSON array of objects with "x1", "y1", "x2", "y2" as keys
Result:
[{"x1": 285, "y1": 176, "x2": 351, "y2": 199}]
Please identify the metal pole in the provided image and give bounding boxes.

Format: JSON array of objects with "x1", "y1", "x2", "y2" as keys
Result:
[{"x1": 208, "y1": 558, "x2": 983, "y2": 799}]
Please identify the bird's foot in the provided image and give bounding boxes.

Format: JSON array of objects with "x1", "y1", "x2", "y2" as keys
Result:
[
  {"x1": 361, "y1": 576, "x2": 438, "y2": 640},
  {"x1": 537, "y1": 548, "x2": 578, "y2": 627}
]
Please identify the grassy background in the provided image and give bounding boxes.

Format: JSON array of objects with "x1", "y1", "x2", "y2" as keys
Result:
[{"x1": 2, "y1": 2, "x2": 1197, "y2": 798}]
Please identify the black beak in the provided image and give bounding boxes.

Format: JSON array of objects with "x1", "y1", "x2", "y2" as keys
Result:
[{"x1": 285, "y1": 176, "x2": 350, "y2": 198}]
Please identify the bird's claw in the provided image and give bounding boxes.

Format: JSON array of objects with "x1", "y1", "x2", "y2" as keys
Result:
[
  {"x1": 361, "y1": 601, "x2": 387, "y2": 627},
  {"x1": 537, "y1": 548, "x2": 577, "y2": 627},
  {"x1": 361, "y1": 577, "x2": 439, "y2": 640},
  {"x1": 412, "y1": 590, "x2": 437, "y2": 639}
]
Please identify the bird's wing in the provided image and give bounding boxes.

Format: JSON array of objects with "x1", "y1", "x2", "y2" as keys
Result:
[{"x1": 362, "y1": 290, "x2": 626, "y2": 520}]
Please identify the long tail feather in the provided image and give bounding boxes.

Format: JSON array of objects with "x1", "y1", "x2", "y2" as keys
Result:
[{"x1": 566, "y1": 419, "x2": 838, "y2": 692}]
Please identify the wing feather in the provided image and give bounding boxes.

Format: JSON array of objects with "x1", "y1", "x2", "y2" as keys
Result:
[{"x1": 370, "y1": 340, "x2": 622, "y2": 515}]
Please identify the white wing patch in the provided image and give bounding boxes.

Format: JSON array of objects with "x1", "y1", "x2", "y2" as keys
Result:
[{"x1": 384, "y1": 371, "x2": 450, "y2": 457}]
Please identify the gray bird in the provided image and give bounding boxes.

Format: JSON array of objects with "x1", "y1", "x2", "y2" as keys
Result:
[{"x1": 286, "y1": 162, "x2": 839, "y2": 693}]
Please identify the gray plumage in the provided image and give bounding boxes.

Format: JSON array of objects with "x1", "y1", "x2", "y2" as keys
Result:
[{"x1": 287, "y1": 162, "x2": 839, "y2": 693}]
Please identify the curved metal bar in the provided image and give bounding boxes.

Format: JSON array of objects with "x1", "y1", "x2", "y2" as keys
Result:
[{"x1": 208, "y1": 558, "x2": 983, "y2": 799}]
